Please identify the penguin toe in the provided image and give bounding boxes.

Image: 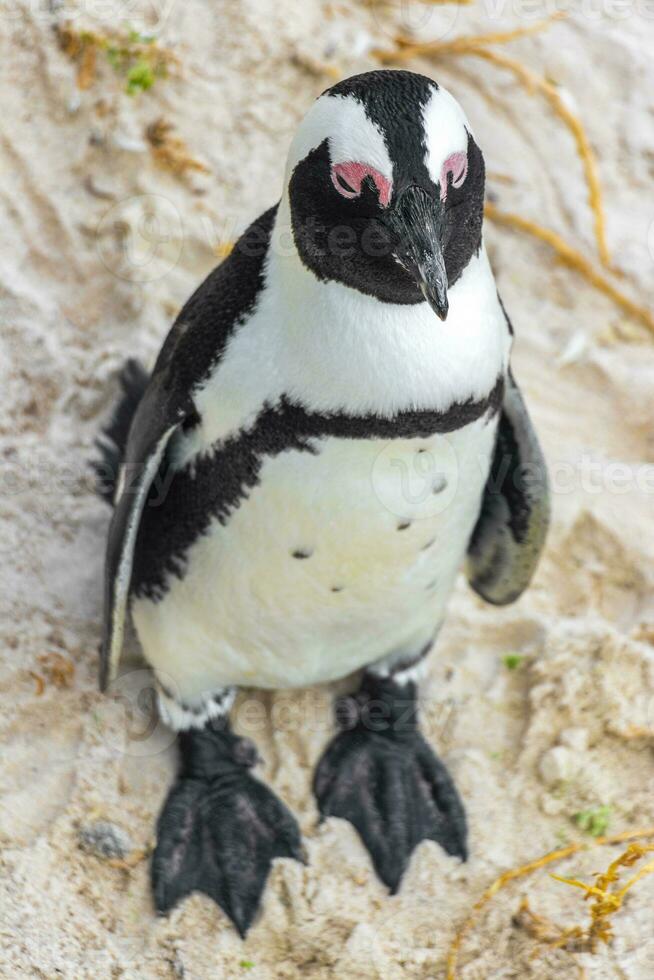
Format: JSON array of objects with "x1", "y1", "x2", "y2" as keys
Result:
[
  {"x1": 151, "y1": 771, "x2": 303, "y2": 936},
  {"x1": 313, "y1": 727, "x2": 467, "y2": 891}
]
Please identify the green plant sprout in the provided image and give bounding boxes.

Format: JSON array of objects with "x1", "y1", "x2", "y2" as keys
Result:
[{"x1": 574, "y1": 805, "x2": 611, "y2": 837}]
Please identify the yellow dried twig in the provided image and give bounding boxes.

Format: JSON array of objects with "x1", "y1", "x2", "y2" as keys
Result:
[
  {"x1": 28, "y1": 652, "x2": 75, "y2": 694},
  {"x1": 28, "y1": 671, "x2": 45, "y2": 696},
  {"x1": 484, "y1": 203, "x2": 654, "y2": 335},
  {"x1": 513, "y1": 901, "x2": 600, "y2": 980},
  {"x1": 146, "y1": 118, "x2": 210, "y2": 178},
  {"x1": 56, "y1": 25, "x2": 100, "y2": 89},
  {"x1": 38, "y1": 652, "x2": 75, "y2": 689},
  {"x1": 78, "y1": 43, "x2": 98, "y2": 91},
  {"x1": 383, "y1": 12, "x2": 564, "y2": 59},
  {"x1": 291, "y1": 51, "x2": 342, "y2": 80},
  {"x1": 374, "y1": 13, "x2": 611, "y2": 269},
  {"x1": 106, "y1": 846, "x2": 151, "y2": 871},
  {"x1": 446, "y1": 827, "x2": 654, "y2": 979},
  {"x1": 551, "y1": 842, "x2": 654, "y2": 950},
  {"x1": 513, "y1": 896, "x2": 575, "y2": 947}
]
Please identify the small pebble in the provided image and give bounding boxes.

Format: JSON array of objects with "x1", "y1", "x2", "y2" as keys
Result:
[
  {"x1": 79, "y1": 820, "x2": 134, "y2": 860},
  {"x1": 559, "y1": 727, "x2": 589, "y2": 752},
  {"x1": 67, "y1": 89, "x2": 81, "y2": 114},
  {"x1": 538, "y1": 745, "x2": 578, "y2": 786},
  {"x1": 540, "y1": 793, "x2": 566, "y2": 816}
]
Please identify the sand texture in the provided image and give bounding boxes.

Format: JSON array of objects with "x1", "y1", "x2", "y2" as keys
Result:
[{"x1": 2, "y1": 1, "x2": 654, "y2": 977}]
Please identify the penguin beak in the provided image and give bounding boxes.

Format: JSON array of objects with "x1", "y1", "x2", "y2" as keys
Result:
[
  {"x1": 387, "y1": 185, "x2": 449, "y2": 321},
  {"x1": 417, "y1": 249, "x2": 449, "y2": 321}
]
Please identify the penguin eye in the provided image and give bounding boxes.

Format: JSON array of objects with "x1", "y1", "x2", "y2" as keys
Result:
[
  {"x1": 335, "y1": 172, "x2": 357, "y2": 195},
  {"x1": 331, "y1": 163, "x2": 361, "y2": 200},
  {"x1": 439, "y1": 152, "x2": 468, "y2": 202},
  {"x1": 330, "y1": 162, "x2": 392, "y2": 208}
]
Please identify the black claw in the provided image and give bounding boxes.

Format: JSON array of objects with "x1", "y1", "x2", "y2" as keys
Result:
[
  {"x1": 152, "y1": 726, "x2": 303, "y2": 936},
  {"x1": 313, "y1": 674, "x2": 467, "y2": 891}
]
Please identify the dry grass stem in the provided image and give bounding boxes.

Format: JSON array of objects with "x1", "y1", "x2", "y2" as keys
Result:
[
  {"x1": 551, "y1": 843, "x2": 654, "y2": 951},
  {"x1": 485, "y1": 203, "x2": 654, "y2": 334},
  {"x1": 383, "y1": 13, "x2": 564, "y2": 60},
  {"x1": 146, "y1": 118, "x2": 210, "y2": 178},
  {"x1": 29, "y1": 652, "x2": 75, "y2": 694},
  {"x1": 446, "y1": 827, "x2": 654, "y2": 979}
]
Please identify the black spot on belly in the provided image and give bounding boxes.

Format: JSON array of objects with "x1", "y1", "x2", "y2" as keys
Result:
[
  {"x1": 397, "y1": 520, "x2": 412, "y2": 531},
  {"x1": 421, "y1": 537, "x2": 436, "y2": 550},
  {"x1": 292, "y1": 548, "x2": 313, "y2": 559},
  {"x1": 433, "y1": 476, "x2": 447, "y2": 494},
  {"x1": 330, "y1": 585, "x2": 344, "y2": 593}
]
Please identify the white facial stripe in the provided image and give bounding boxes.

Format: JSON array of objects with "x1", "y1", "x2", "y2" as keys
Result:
[
  {"x1": 285, "y1": 93, "x2": 393, "y2": 185},
  {"x1": 421, "y1": 85, "x2": 471, "y2": 188}
]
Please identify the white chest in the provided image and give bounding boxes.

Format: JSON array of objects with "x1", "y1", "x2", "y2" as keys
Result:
[{"x1": 132, "y1": 413, "x2": 498, "y2": 697}]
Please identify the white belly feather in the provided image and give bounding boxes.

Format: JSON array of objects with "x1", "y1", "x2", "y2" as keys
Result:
[{"x1": 132, "y1": 414, "x2": 497, "y2": 699}]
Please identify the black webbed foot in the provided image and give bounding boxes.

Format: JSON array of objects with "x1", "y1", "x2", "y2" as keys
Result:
[
  {"x1": 152, "y1": 723, "x2": 303, "y2": 937},
  {"x1": 313, "y1": 673, "x2": 467, "y2": 892}
]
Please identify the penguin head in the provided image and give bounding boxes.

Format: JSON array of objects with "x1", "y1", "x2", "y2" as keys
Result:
[{"x1": 284, "y1": 69, "x2": 485, "y2": 319}]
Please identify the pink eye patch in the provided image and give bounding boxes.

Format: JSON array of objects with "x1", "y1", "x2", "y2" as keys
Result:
[
  {"x1": 439, "y1": 152, "x2": 468, "y2": 201},
  {"x1": 331, "y1": 162, "x2": 392, "y2": 208}
]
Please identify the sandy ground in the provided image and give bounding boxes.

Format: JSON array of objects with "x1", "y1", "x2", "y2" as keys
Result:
[{"x1": 2, "y1": 0, "x2": 654, "y2": 977}]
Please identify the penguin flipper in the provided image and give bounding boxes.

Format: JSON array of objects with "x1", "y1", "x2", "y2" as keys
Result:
[
  {"x1": 152, "y1": 724, "x2": 304, "y2": 937},
  {"x1": 466, "y1": 372, "x2": 550, "y2": 605},
  {"x1": 100, "y1": 372, "x2": 190, "y2": 691}
]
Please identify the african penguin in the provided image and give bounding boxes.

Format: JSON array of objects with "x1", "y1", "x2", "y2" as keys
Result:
[{"x1": 94, "y1": 69, "x2": 549, "y2": 936}]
